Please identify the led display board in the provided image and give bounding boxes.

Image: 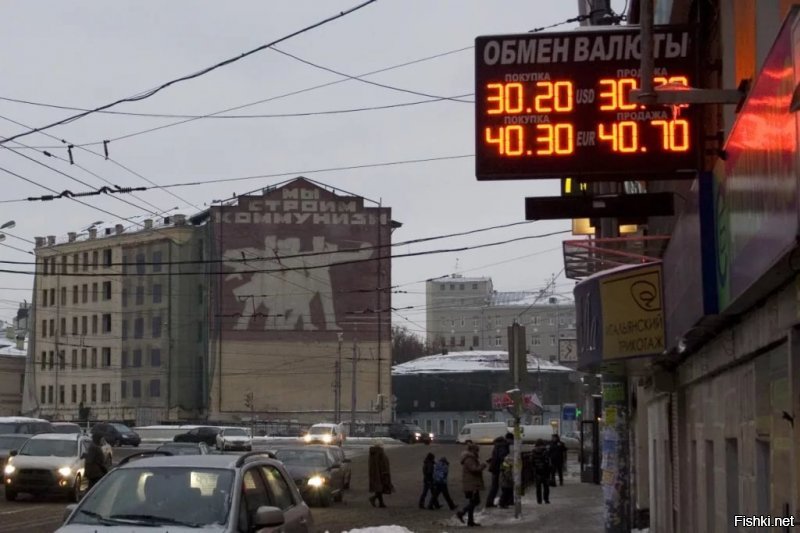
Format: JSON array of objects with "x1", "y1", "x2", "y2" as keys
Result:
[{"x1": 475, "y1": 26, "x2": 700, "y2": 180}]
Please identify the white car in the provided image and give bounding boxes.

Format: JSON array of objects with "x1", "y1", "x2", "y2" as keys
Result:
[
  {"x1": 4, "y1": 433, "x2": 91, "y2": 502},
  {"x1": 303, "y1": 423, "x2": 345, "y2": 446},
  {"x1": 215, "y1": 427, "x2": 252, "y2": 451}
]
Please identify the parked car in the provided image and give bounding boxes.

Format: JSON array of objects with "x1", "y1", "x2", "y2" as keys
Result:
[
  {"x1": 4, "y1": 433, "x2": 91, "y2": 502},
  {"x1": 389, "y1": 422, "x2": 432, "y2": 444},
  {"x1": 0, "y1": 434, "x2": 31, "y2": 473},
  {"x1": 303, "y1": 423, "x2": 345, "y2": 446},
  {"x1": 173, "y1": 426, "x2": 221, "y2": 446},
  {"x1": 273, "y1": 446, "x2": 346, "y2": 507},
  {"x1": 56, "y1": 452, "x2": 314, "y2": 532},
  {"x1": 51, "y1": 422, "x2": 84, "y2": 435},
  {"x1": 90, "y1": 422, "x2": 141, "y2": 447},
  {"x1": 325, "y1": 445, "x2": 352, "y2": 489},
  {"x1": 157, "y1": 442, "x2": 211, "y2": 456},
  {"x1": 216, "y1": 427, "x2": 252, "y2": 451},
  {"x1": 0, "y1": 416, "x2": 53, "y2": 435}
]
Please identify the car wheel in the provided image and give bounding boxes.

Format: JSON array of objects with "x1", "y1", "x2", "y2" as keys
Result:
[
  {"x1": 334, "y1": 489, "x2": 343, "y2": 503},
  {"x1": 133, "y1": 443, "x2": 139, "y2": 448},
  {"x1": 319, "y1": 490, "x2": 332, "y2": 507},
  {"x1": 69, "y1": 475, "x2": 83, "y2": 503},
  {"x1": 4, "y1": 489, "x2": 17, "y2": 502},
  {"x1": 344, "y1": 475, "x2": 351, "y2": 489}
]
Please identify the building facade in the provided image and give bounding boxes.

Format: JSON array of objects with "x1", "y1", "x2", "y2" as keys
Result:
[{"x1": 425, "y1": 275, "x2": 577, "y2": 365}]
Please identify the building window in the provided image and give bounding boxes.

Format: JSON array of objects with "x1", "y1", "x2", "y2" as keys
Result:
[
  {"x1": 121, "y1": 351, "x2": 128, "y2": 368},
  {"x1": 41, "y1": 319, "x2": 47, "y2": 338},
  {"x1": 40, "y1": 351, "x2": 46, "y2": 370},
  {"x1": 90, "y1": 384, "x2": 97, "y2": 403},
  {"x1": 495, "y1": 317, "x2": 501, "y2": 327},
  {"x1": 532, "y1": 316, "x2": 539, "y2": 325},
  {"x1": 153, "y1": 284, "x2": 162, "y2": 304},
  {"x1": 71, "y1": 349, "x2": 77, "y2": 369},
  {"x1": 532, "y1": 336, "x2": 541, "y2": 346},
  {"x1": 136, "y1": 286, "x2": 144, "y2": 305},
  {"x1": 72, "y1": 285, "x2": 78, "y2": 304},
  {"x1": 102, "y1": 347, "x2": 111, "y2": 368},
  {"x1": 495, "y1": 336, "x2": 502, "y2": 346},
  {"x1": 60, "y1": 317, "x2": 66, "y2": 335},
  {"x1": 439, "y1": 285, "x2": 444, "y2": 291},
  {"x1": 103, "y1": 282, "x2": 112, "y2": 300},
  {"x1": 460, "y1": 336, "x2": 466, "y2": 346},
  {"x1": 149, "y1": 379, "x2": 161, "y2": 398},
  {"x1": 42, "y1": 258, "x2": 48, "y2": 277},
  {"x1": 134, "y1": 318, "x2": 143, "y2": 339},
  {"x1": 136, "y1": 253, "x2": 145, "y2": 275},
  {"x1": 91, "y1": 348, "x2": 97, "y2": 368},
  {"x1": 121, "y1": 381, "x2": 127, "y2": 399},
  {"x1": 133, "y1": 349, "x2": 142, "y2": 368},
  {"x1": 48, "y1": 351, "x2": 54, "y2": 369},
  {"x1": 473, "y1": 318, "x2": 478, "y2": 328},
  {"x1": 122, "y1": 288, "x2": 128, "y2": 307},
  {"x1": 72, "y1": 254, "x2": 79, "y2": 273},
  {"x1": 103, "y1": 249, "x2": 112, "y2": 267},
  {"x1": 459, "y1": 284, "x2": 465, "y2": 290},
  {"x1": 60, "y1": 287, "x2": 66, "y2": 305},
  {"x1": 559, "y1": 316, "x2": 565, "y2": 325},
  {"x1": 450, "y1": 319, "x2": 455, "y2": 327},
  {"x1": 80, "y1": 384, "x2": 86, "y2": 403},
  {"x1": 82, "y1": 252, "x2": 89, "y2": 271},
  {"x1": 132, "y1": 380, "x2": 141, "y2": 398},
  {"x1": 72, "y1": 317, "x2": 78, "y2": 335},
  {"x1": 472, "y1": 283, "x2": 478, "y2": 289},
  {"x1": 152, "y1": 316, "x2": 162, "y2": 338},
  {"x1": 49, "y1": 288, "x2": 55, "y2": 306},
  {"x1": 81, "y1": 316, "x2": 87, "y2": 335},
  {"x1": 59, "y1": 385, "x2": 65, "y2": 404},
  {"x1": 92, "y1": 315, "x2": 98, "y2": 334},
  {"x1": 101, "y1": 383, "x2": 110, "y2": 403},
  {"x1": 472, "y1": 335, "x2": 480, "y2": 347},
  {"x1": 550, "y1": 335, "x2": 556, "y2": 346},
  {"x1": 82, "y1": 284, "x2": 88, "y2": 303},
  {"x1": 48, "y1": 385, "x2": 54, "y2": 404},
  {"x1": 549, "y1": 317, "x2": 555, "y2": 326},
  {"x1": 41, "y1": 288, "x2": 47, "y2": 307},
  {"x1": 449, "y1": 337, "x2": 455, "y2": 347},
  {"x1": 102, "y1": 314, "x2": 111, "y2": 333},
  {"x1": 122, "y1": 320, "x2": 128, "y2": 340},
  {"x1": 92, "y1": 250, "x2": 98, "y2": 269},
  {"x1": 449, "y1": 284, "x2": 454, "y2": 290},
  {"x1": 151, "y1": 348, "x2": 161, "y2": 367},
  {"x1": 40, "y1": 386, "x2": 46, "y2": 404},
  {"x1": 460, "y1": 318, "x2": 465, "y2": 327},
  {"x1": 81, "y1": 349, "x2": 87, "y2": 368},
  {"x1": 59, "y1": 350, "x2": 65, "y2": 370},
  {"x1": 153, "y1": 251, "x2": 163, "y2": 272},
  {"x1": 49, "y1": 318, "x2": 54, "y2": 336},
  {"x1": 71, "y1": 385, "x2": 77, "y2": 403},
  {"x1": 91, "y1": 283, "x2": 98, "y2": 302}
]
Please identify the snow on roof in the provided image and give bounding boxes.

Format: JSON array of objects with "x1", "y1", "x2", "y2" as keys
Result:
[
  {"x1": 392, "y1": 350, "x2": 573, "y2": 375},
  {"x1": 489, "y1": 292, "x2": 574, "y2": 307},
  {"x1": 0, "y1": 344, "x2": 26, "y2": 357},
  {"x1": 430, "y1": 276, "x2": 491, "y2": 283}
]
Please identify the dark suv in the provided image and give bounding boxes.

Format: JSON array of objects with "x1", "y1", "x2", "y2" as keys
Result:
[
  {"x1": 389, "y1": 423, "x2": 432, "y2": 444},
  {"x1": 174, "y1": 426, "x2": 221, "y2": 446},
  {"x1": 91, "y1": 422, "x2": 141, "y2": 447}
]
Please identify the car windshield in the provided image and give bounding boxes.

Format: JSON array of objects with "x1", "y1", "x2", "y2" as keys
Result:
[
  {"x1": 69, "y1": 467, "x2": 235, "y2": 528},
  {"x1": 112, "y1": 424, "x2": 132, "y2": 433},
  {"x1": 276, "y1": 450, "x2": 328, "y2": 467},
  {"x1": 408, "y1": 426, "x2": 423, "y2": 432},
  {"x1": 20, "y1": 439, "x2": 76, "y2": 457},
  {"x1": 0, "y1": 435, "x2": 29, "y2": 449},
  {"x1": 0, "y1": 423, "x2": 25, "y2": 434},
  {"x1": 158, "y1": 445, "x2": 202, "y2": 456},
  {"x1": 309, "y1": 426, "x2": 333, "y2": 435},
  {"x1": 53, "y1": 425, "x2": 82, "y2": 434},
  {"x1": 224, "y1": 428, "x2": 247, "y2": 437}
]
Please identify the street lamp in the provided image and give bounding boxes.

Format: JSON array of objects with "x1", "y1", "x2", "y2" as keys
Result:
[
  {"x1": 1, "y1": 221, "x2": 15, "y2": 230},
  {"x1": 0, "y1": 234, "x2": 33, "y2": 255}
]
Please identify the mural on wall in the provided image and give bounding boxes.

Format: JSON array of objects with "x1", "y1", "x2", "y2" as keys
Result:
[{"x1": 210, "y1": 178, "x2": 393, "y2": 342}]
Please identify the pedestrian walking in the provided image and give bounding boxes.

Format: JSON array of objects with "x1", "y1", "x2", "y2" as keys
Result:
[
  {"x1": 456, "y1": 443, "x2": 486, "y2": 527},
  {"x1": 485, "y1": 432, "x2": 512, "y2": 508},
  {"x1": 419, "y1": 452, "x2": 435, "y2": 509},
  {"x1": 548, "y1": 434, "x2": 567, "y2": 486},
  {"x1": 368, "y1": 440, "x2": 393, "y2": 508},
  {"x1": 531, "y1": 439, "x2": 551, "y2": 504},
  {"x1": 499, "y1": 454, "x2": 514, "y2": 508},
  {"x1": 84, "y1": 433, "x2": 108, "y2": 489},
  {"x1": 429, "y1": 456, "x2": 457, "y2": 510}
]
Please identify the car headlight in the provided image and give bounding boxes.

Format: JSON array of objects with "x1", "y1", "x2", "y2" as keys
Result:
[
  {"x1": 414, "y1": 432, "x2": 421, "y2": 437},
  {"x1": 303, "y1": 434, "x2": 312, "y2": 442},
  {"x1": 307, "y1": 475, "x2": 325, "y2": 487},
  {"x1": 3, "y1": 464, "x2": 15, "y2": 475},
  {"x1": 322, "y1": 434, "x2": 332, "y2": 443},
  {"x1": 429, "y1": 433, "x2": 434, "y2": 439},
  {"x1": 58, "y1": 467, "x2": 72, "y2": 477}
]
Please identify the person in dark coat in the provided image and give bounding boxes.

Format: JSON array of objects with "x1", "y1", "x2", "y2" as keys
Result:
[
  {"x1": 419, "y1": 452, "x2": 435, "y2": 509},
  {"x1": 548, "y1": 434, "x2": 568, "y2": 486},
  {"x1": 531, "y1": 439, "x2": 551, "y2": 504},
  {"x1": 456, "y1": 443, "x2": 486, "y2": 527},
  {"x1": 484, "y1": 432, "x2": 513, "y2": 508},
  {"x1": 368, "y1": 440, "x2": 393, "y2": 508},
  {"x1": 428, "y1": 456, "x2": 457, "y2": 510},
  {"x1": 84, "y1": 433, "x2": 108, "y2": 489}
]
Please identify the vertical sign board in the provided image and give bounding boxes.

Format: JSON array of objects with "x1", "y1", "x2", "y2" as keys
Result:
[
  {"x1": 475, "y1": 26, "x2": 700, "y2": 181},
  {"x1": 714, "y1": 9, "x2": 800, "y2": 313},
  {"x1": 575, "y1": 276, "x2": 603, "y2": 371},
  {"x1": 507, "y1": 323, "x2": 527, "y2": 383}
]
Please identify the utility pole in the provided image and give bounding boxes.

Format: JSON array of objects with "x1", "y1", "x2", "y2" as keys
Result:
[
  {"x1": 350, "y1": 334, "x2": 358, "y2": 434},
  {"x1": 335, "y1": 333, "x2": 343, "y2": 423},
  {"x1": 507, "y1": 321, "x2": 526, "y2": 519}
]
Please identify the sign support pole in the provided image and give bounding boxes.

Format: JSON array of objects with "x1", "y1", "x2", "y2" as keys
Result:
[{"x1": 507, "y1": 321, "x2": 526, "y2": 519}]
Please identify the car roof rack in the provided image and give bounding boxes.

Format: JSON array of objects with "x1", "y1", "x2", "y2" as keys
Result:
[
  {"x1": 234, "y1": 450, "x2": 276, "y2": 467},
  {"x1": 117, "y1": 450, "x2": 173, "y2": 466}
]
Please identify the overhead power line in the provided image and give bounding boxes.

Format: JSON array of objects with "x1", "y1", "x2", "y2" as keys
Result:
[{"x1": 0, "y1": 0, "x2": 379, "y2": 145}]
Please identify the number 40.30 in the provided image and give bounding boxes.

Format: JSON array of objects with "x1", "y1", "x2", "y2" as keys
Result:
[{"x1": 484, "y1": 124, "x2": 574, "y2": 156}]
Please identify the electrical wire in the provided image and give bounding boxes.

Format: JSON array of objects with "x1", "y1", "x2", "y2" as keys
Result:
[{"x1": 0, "y1": 0, "x2": 379, "y2": 146}]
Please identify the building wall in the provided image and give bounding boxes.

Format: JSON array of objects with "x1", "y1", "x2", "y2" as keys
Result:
[{"x1": 0, "y1": 355, "x2": 24, "y2": 415}]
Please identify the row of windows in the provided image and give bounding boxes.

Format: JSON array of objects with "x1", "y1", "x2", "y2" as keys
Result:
[
  {"x1": 40, "y1": 348, "x2": 112, "y2": 370},
  {"x1": 40, "y1": 314, "x2": 112, "y2": 337},
  {"x1": 122, "y1": 251, "x2": 164, "y2": 276},
  {"x1": 442, "y1": 315, "x2": 572, "y2": 329},
  {"x1": 121, "y1": 316, "x2": 164, "y2": 340},
  {"x1": 438, "y1": 283, "x2": 480, "y2": 291},
  {"x1": 41, "y1": 282, "x2": 112, "y2": 307},
  {"x1": 445, "y1": 334, "x2": 563, "y2": 348},
  {"x1": 41, "y1": 249, "x2": 113, "y2": 276},
  {"x1": 122, "y1": 348, "x2": 162, "y2": 368},
  {"x1": 39, "y1": 379, "x2": 161, "y2": 405}
]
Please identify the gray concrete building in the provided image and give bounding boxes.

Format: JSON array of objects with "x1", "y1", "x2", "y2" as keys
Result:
[{"x1": 425, "y1": 275, "x2": 577, "y2": 366}]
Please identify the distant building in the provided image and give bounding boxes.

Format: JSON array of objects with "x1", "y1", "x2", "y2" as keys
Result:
[
  {"x1": 391, "y1": 350, "x2": 580, "y2": 439},
  {"x1": 0, "y1": 340, "x2": 26, "y2": 416},
  {"x1": 425, "y1": 275, "x2": 577, "y2": 367}
]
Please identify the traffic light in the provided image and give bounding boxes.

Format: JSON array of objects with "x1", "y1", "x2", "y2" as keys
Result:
[{"x1": 576, "y1": 407, "x2": 582, "y2": 419}]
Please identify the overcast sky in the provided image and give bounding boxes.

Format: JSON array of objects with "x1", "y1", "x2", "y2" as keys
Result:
[{"x1": 0, "y1": 0, "x2": 627, "y2": 336}]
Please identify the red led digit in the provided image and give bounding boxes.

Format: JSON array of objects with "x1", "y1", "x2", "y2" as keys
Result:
[
  {"x1": 554, "y1": 124, "x2": 574, "y2": 154},
  {"x1": 553, "y1": 82, "x2": 574, "y2": 112},
  {"x1": 598, "y1": 123, "x2": 617, "y2": 150},
  {"x1": 617, "y1": 121, "x2": 639, "y2": 152},
  {"x1": 504, "y1": 125, "x2": 524, "y2": 156},
  {"x1": 504, "y1": 83, "x2": 524, "y2": 114},
  {"x1": 485, "y1": 127, "x2": 504, "y2": 154},
  {"x1": 486, "y1": 83, "x2": 504, "y2": 115},
  {"x1": 534, "y1": 82, "x2": 554, "y2": 113}
]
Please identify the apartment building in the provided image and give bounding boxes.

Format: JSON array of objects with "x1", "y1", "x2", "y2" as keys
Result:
[
  {"x1": 25, "y1": 215, "x2": 206, "y2": 424},
  {"x1": 425, "y1": 275, "x2": 576, "y2": 365}
]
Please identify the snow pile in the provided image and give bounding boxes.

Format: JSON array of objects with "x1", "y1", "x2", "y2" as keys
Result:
[
  {"x1": 340, "y1": 527, "x2": 414, "y2": 533},
  {"x1": 392, "y1": 350, "x2": 573, "y2": 375}
]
